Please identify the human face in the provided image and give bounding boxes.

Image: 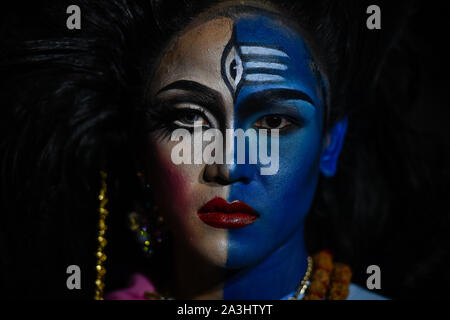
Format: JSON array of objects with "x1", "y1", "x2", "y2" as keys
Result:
[{"x1": 145, "y1": 9, "x2": 326, "y2": 269}]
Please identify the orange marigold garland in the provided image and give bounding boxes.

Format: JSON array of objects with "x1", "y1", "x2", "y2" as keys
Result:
[
  {"x1": 303, "y1": 250, "x2": 352, "y2": 300},
  {"x1": 328, "y1": 262, "x2": 352, "y2": 300},
  {"x1": 304, "y1": 250, "x2": 333, "y2": 300}
]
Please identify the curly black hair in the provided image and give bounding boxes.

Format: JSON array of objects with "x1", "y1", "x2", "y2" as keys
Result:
[{"x1": 1, "y1": 0, "x2": 448, "y2": 299}]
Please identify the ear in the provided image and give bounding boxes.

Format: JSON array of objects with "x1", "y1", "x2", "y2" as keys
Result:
[{"x1": 320, "y1": 117, "x2": 348, "y2": 177}]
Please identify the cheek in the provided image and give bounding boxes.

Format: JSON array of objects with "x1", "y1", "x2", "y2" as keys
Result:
[
  {"x1": 280, "y1": 131, "x2": 322, "y2": 192},
  {"x1": 144, "y1": 137, "x2": 214, "y2": 234},
  {"x1": 225, "y1": 129, "x2": 323, "y2": 269},
  {"x1": 145, "y1": 138, "x2": 193, "y2": 217},
  {"x1": 145, "y1": 136, "x2": 229, "y2": 267},
  {"x1": 278, "y1": 129, "x2": 322, "y2": 204},
  {"x1": 257, "y1": 127, "x2": 323, "y2": 230}
]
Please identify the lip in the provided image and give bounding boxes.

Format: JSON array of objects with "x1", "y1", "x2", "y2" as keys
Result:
[{"x1": 197, "y1": 197, "x2": 259, "y2": 229}]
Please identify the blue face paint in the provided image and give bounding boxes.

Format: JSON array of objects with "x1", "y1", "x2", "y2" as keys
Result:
[{"x1": 223, "y1": 14, "x2": 325, "y2": 299}]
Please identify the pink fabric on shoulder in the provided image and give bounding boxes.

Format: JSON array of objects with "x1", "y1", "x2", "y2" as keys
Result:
[{"x1": 105, "y1": 272, "x2": 155, "y2": 300}]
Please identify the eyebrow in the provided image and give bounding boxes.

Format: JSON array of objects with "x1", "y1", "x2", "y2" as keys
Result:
[
  {"x1": 156, "y1": 80, "x2": 226, "y2": 124},
  {"x1": 156, "y1": 80, "x2": 221, "y2": 100},
  {"x1": 238, "y1": 88, "x2": 316, "y2": 119}
]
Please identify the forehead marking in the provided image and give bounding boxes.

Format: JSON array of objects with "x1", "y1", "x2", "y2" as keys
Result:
[
  {"x1": 240, "y1": 46, "x2": 289, "y2": 58},
  {"x1": 221, "y1": 27, "x2": 290, "y2": 100}
]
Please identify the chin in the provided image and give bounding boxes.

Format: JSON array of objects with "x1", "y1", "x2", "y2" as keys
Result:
[
  {"x1": 224, "y1": 237, "x2": 274, "y2": 270},
  {"x1": 195, "y1": 238, "x2": 230, "y2": 268},
  {"x1": 172, "y1": 223, "x2": 229, "y2": 268}
]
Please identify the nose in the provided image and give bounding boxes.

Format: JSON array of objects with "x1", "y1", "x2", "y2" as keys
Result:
[
  {"x1": 203, "y1": 162, "x2": 253, "y2": 185},
  {"x1": 202, "y1": 122, "x2": 260, "y2": 185}
]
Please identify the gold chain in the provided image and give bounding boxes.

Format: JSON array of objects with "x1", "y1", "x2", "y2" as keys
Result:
[
  {"x1": 94, "y1": 170, "x2": 109, "y2": 300},
  {"x1": 289, "y1": 256, "x2": 313, "y2": 300}
]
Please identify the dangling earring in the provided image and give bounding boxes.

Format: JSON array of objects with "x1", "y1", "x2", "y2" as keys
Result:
[
  {"x1": 94, "y1": 170, "x2": 109, "y2": 300},
  {"x1": 129, "y1": 173, "x2": 166, "y2": 257}
]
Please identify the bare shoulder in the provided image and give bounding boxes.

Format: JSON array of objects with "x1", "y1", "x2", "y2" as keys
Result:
[{"x1": 346, "y1": 283, "x2": 389, "y2": 300}]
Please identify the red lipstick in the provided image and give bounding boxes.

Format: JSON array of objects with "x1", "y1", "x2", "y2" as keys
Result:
[{"x1": 197, "y1": 197, "x2": 259, "y2": 229}]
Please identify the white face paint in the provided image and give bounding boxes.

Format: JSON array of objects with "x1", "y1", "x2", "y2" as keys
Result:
[
  {"x1": 224, "y1": 46, "x2": 243, "y2": 90},
  {"x1": 222, "y1": 39, "x2": 291, "y2": 98},
  {"x1": 239, "y1": 45, "x2": 289, "y2": 57},
  {"x1": 239, "y1": 45, "x2": 289, "y2": 83}
]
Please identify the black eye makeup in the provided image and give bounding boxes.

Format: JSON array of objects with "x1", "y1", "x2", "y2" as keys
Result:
[
  {"x1": 245, "y1": 100, "x2": 310, "y2": 135},
  {"x1": 237, "y1": 88, "x2": 316, "y2": 135},
  {"x1": 145, "y1": 100, "x2": 218, "y2": 137},
  {"x1": 173, "y1": 109, "x2": 209, "y2": 129},
  {"x1": 170, "y1": 103, "x2": 216, "y2": 130},
  {"x1": 254, "y1": 114, "x2": 295, "y2": 131}
]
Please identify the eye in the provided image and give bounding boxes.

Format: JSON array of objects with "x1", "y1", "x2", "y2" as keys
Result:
[
  {"x1": 254, "y1": 115, "x2": 293, "y2": 130},
  {"x1": 173, "y1": 109, "x2": 210, "y2": 129}
]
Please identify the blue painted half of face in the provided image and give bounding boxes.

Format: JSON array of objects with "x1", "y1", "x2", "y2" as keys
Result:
[{"x1": 223, "y1": 13, "x2": 326, "y2": 299}]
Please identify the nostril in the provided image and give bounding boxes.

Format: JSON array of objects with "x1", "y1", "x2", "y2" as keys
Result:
[
  {"x1": 202, "y1": 163, "x2": 250, "y2": 185},
  {"x1": 202, "y1": 163, "x2": 225, "y2": 184},
  {"x1": 214, "y1": 175, "x2": 232, "y2": 186}
]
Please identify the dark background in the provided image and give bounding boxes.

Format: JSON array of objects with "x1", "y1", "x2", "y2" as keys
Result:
[
  {"x1": 341, "y1": 1, "x2": 450, "y2": 299},
  {"x1": 373, "y1": 1, "x2": 450, "y2": 298}
]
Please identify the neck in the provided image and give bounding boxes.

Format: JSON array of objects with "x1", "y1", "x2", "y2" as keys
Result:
[
  {"x1": 223, "y1": 226, "x2": 307, "y2": 300},
  {"x1": 171, "y1": 226, "x2": 307, "y2": 300},
  {"x1": 171, "y1": 242, "x2": 226, "y2": 299}
]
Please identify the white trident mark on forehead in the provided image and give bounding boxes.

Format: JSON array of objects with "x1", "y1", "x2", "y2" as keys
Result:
[
  {"x1": 222, "y1": 41, "x2": 290, "y2": 98},
  {"x1": 224, "y1": 46, "x2": 243, "y2": 88}
]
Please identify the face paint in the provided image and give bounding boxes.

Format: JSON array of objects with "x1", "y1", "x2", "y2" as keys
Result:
[
  {"x1": 148, "y1": 9, "x2": 327, "y2": 300},
  {"x1": 147, "y1": 18, "x2": 234, "y2": 274},
  {"x1": 222, "y1": 32, "x2": 292, "y2": 99},
  {"x1": 222, "y1": 14, "x2": 325, "y2": 299}
]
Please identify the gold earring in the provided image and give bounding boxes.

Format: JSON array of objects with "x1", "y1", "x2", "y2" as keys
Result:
[{"x1": 94, "y1": 170, "x2": 108, "y2": 300}]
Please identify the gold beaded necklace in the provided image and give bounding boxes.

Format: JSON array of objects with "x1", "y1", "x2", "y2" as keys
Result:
[{"x1": 288, "y1": 255, "x2": 313, "y2": 300}]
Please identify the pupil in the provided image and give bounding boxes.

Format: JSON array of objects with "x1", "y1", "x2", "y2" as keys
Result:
[
  {"x1": 185, "y1": 112, "x2": 198, "y2": 123},
  {"x1": 266, "y1": 116, "x2": 282, "y2": 128}
]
